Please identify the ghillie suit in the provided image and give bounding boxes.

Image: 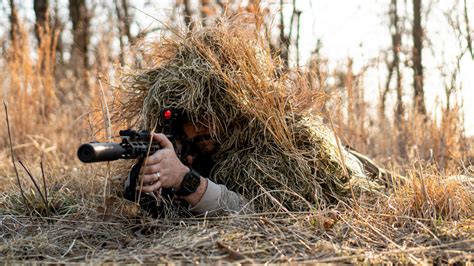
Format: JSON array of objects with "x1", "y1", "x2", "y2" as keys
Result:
[{"x1": 121, "y1": 17, "x2": 383, "y2": 212}]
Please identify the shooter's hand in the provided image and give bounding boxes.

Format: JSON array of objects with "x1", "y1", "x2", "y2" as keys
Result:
[{"x1": 139, "y1": 133, "x2": 189, "y2": 192}]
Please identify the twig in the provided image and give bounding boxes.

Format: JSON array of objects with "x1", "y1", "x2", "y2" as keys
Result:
[
  {"x1": 131, "y1": 5, "x2": 184, "y2": 39},
  {"x1": 326, "y1": 111, "x2": 357, "y2": 203},
  {"x1": 3, "y1": 102, "x2": 31, "y2": 213},
  {"x1": 98, "y1": 78, "x2": 112, "y2": 203},
  {"x1": 18, "y1": 160, "x2": 50, "y2": 217},
  {"x1": 98, "y1": 78, "x2": 113, "y2": 142},
  {"x1": 353, "y1": 210, "x2": 422, "y2": 264},
  {"x1": 40, "y1": 161, "x2": 49, "y2": 213},
  {"x1": 61, "y1": 239, "x2": 76, "y2": 258}
]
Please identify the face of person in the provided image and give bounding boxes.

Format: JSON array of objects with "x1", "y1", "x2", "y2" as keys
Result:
[
  {"x1": 182, "y1": 121, "x2": 218, "y2": 155},
  {"x1": 181, "y1": 121, "x2": 218, "y2": 177}
]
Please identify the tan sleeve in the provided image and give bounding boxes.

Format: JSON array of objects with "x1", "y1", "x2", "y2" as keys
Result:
[{"x1": 189, "y1": 179, "x2": 254, "y2": 216}]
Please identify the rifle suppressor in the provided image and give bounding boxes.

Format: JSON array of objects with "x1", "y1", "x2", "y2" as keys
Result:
[{"x1": 77, "y1": 142, "x2": 127, "y2": 163}]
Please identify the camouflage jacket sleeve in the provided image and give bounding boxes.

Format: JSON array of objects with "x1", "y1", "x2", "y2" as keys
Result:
[{"x1": 189, "y1": 179, "x2": 254, "y2": 216}]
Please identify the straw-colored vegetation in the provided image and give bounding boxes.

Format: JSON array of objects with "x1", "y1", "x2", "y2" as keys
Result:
[{"x1": 0, "y1": 10, "x2": 473, "y2": 264}]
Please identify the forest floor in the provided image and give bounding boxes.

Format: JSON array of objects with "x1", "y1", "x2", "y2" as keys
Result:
[{"x1": 0, "y1": 162, "x2": 472, "y2": 264}]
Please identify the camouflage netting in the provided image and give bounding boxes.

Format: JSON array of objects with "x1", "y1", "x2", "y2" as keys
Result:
[{"x1": 120, "y1": 16, "x2": 381, "y2": 212}]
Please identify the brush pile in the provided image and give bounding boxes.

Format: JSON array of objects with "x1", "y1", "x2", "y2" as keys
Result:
[{"x1": 120, "y1": 16, "x2": 382, "y2": 212}]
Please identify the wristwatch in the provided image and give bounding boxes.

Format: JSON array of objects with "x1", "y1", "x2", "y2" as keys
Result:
[{"x1": 175, "y1": 169, "x2": 201, "y2": 197}]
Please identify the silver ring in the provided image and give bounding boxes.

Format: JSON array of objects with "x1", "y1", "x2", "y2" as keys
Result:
[{"x1": 155, "y1": 172, "x2": 161, "y2": 180}]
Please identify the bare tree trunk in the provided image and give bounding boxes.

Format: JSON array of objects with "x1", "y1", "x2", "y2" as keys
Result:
[
  {"x1": 121, "y1": 0, "x2": 133, "y2": 42},
  {"x1": 346, "y1": 58, "x2": 355, "y2": 136},
  {"x1": 279, "y1": 0, "x2": 289, "y2": 67},
  {"x1": 115, "y1": 0, "x2": 134, "y2": 65},
  {"x1": 200, "y1": 0, "x2": 212, "y2": 27},
  {"x1": 392, "y1": 0, "x2": 404, "y2": 124},
  {"x1": 114, "y1": 0, "x2": 125, "y2": 66},
  {"x1": 464, "y1": 0, "x2": 473, "y2": 59},
  {"x1": 295, "y1": 10, "x2": 302, "y2": 66},
  {"x1": 278, "y1": 0, "x2": 299, "y2": 68},
  {"x1": 8, "y1": 0, "x2": 19, "y2": 45},
  {"x1": 53, "y1": 1, "x2": 64, "y2": 64},
  {"x1": 380, "y1": 0, "x2": 407, "y2": 159},
  {"x1": 380, "y1": 62, "x2": 393, "y2": 118},
  {"x1": 68, "y1": 0, "x2": 90, "y2": 90},
  {"x1": 34, "y1": 0, "x2": 51, "y2": 74},
  {"x1": 183, "y1": 0, "x2": 195, "y2": 30},
  {"x1": 34, "y1": 0, "x2": 49, "y2": 46},
  {"x1": 412, "y1": 0, "x2": 426, "y2": 115},
  {"x1": 381, "y1": 0, "x2": 403, "y2": 119},
  {"x1": 443, "y1": 50, "x2": 464, "y2": 111}
]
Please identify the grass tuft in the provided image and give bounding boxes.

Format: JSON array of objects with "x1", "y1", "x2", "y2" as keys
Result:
[{"x1": 389, "y1": 171, "x2": 473, "y2": 221}]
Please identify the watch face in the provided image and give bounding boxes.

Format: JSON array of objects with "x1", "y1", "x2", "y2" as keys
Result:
[
  {"x1": 185, "y1": 173, "x2": 200, "y2": 190},
  {"x1": 179, "y1": 170, "x2": 201, "y2": 196}
]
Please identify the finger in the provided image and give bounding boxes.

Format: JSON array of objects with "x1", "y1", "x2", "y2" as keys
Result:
[
  {"x1": 141, "y1": 173, "x2": 160, "y2": 183},
  {"x1": 142, "y1": 164, "x2": 160, "y2": 175},
  {"x1": 145, "y1": 152, "x2": 163, "y2": 166},
  {"x1": 140, "y1": 181, "x2": 161, "y2": 193},
  {"x1": 153, "y1": 133, "x2": 173, "y2": 149}
]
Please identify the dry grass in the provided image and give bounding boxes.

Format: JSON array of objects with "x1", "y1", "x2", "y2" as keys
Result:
[
  {"x1": 389, "y1": 171, "x2": 472, "y2": 221},
  {"x1": 1, "y1": 190, "x2": 472, "y2": 263},
  {"x1": 0, "y1": 13, "x2": 473, "y2": 264}
]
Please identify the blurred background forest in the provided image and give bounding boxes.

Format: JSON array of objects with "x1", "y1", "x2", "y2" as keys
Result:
[{"x1": 0, "y1": 0, "x2": 473, "y2": 174}]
